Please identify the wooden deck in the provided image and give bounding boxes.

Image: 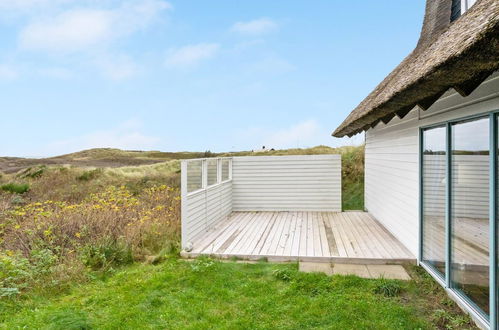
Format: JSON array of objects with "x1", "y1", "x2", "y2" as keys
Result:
[{"x1": 182, "y1": 211, "x2": 416, "y2": 264}]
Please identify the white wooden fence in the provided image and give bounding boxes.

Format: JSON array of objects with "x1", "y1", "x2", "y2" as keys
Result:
[
  {"x1": 232, "y1": 155, "x2": 342, "y2": 211},
  {"x1": 181, "y1": 154, "x2": 342, "y2": 249},
  {"x1": 181, "y1": 158, "x2": 233, "y2": 249}
]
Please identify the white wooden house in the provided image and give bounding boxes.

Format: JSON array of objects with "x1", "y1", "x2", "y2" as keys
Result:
[{"x1": 334, "y1": 0, "x2": 498, "y2": 328}]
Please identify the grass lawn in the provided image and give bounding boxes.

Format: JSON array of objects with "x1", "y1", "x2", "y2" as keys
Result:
[{"x1": 1, "y1": 258, "x2": 474, "y2": 329}]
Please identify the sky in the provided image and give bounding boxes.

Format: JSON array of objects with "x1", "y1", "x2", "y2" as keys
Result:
[{"x1": 0, "y1": 0, "x2": 425, "y2": 157}]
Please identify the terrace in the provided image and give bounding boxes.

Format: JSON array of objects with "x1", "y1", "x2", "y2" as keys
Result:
[{"x1": 180, "y1": 155, "x2": 415, "y2": 264}]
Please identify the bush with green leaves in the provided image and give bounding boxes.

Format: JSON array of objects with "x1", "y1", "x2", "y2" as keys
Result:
[
  {"x1": 0, "y1": 248, "x2": 57, "y2": 297},
  {"x1": 77, "y1": 169, "x2": 102, "y2": 182},
  {"x1": 0, "y1": 253, "x2": 30, "y2": 297},
  {"x1": 79, "y1": 238, "x2": 133, "y2": 271},
  {"x1": 1, "y1": 183, "x2": 30, "y2": 194},
  {"x1": 19, "y1": 166, "x2": 46, "y2": 179},
  {"x1": 10, "y1": 195, "x2": 25, "y2": 205}
]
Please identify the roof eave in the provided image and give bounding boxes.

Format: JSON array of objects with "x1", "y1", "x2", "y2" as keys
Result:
[{"x1": 333, "y1": 0, "x2": 499, "y2": 138}]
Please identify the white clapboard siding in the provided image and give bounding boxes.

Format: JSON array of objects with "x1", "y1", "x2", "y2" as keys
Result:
[
  {"x1": 365, "y1": 72, "x2": 499, "y2": 256},
  {"x1": 181, "y1": 158, "x2": 233, "y2": 248},
  {"x1": 232, "y1": 155, "x2": 341, "y2": 212},
  {"x1": 182, "y1": 181, "x2": 232, "y2": 247}
]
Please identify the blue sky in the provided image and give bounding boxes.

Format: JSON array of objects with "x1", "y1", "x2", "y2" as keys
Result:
[{"x1": 0, "y1": 0, "x2": 425, "y2": 157}]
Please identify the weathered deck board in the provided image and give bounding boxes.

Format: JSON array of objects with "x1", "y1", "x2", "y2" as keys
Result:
[{"x1": 184, "y1": 211, "x2": 416, "y2": 264}]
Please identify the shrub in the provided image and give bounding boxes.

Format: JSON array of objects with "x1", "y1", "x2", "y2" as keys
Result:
[
  {"x1": 0, "y1": 287, "x2": 19, "y2": 298},
  {"x1": 30, "y1": 248, "x2": 58, "y2": 277},
  {"x1": 10, "y1": 195, "x2": 25, "y2": 206},
  {"x1": 0, "y1": 252, "x2": 31, "y2": 296},
  {"x1": 19, "y1": 166, "x2": 46, "y2": 179},
  {"x1": 0, "y1": 248, "x2": 59, "y2": 296},
  {"x1": 1, "y1": 183, "x2": 30, "y2": 194},
  {"x1": 77, "y1": 169, "x2": 102, "y2": 182},
  {"x1": 79, "y1": 238, "x2": 133, "y2": 270},
  {"x1": 373, "y1": 278, "x2": 402, "y2": 297}
]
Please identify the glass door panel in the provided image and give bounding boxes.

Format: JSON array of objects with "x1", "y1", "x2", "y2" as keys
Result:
[
  {"x1": 451, "y1": 117, "x2": 490, "y2": 315},
  {"x1": 422, "y1": 126, "x2": 447, "y2": 276}
]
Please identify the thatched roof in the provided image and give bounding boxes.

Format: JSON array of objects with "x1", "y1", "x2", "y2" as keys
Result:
[{"x1": 333, "y1": 0, "x2": 499, "y2": 138}]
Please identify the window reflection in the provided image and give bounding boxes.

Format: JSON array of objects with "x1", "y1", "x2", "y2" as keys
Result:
[
  {"x1": 221, "y1": 159, "x2": 230, "y2": 181},
  {"x1": 207, "y1": 159, "x2": 218, "y2": 186},
  {"x1": 187, "y1": 160, "x2": 203, "y2": 192},
  {"x1": 422, "y1": 126, "x2": 447, "y2": 276},
  {"x1": 451, "y1": 117, "x2": 489, "y2": 315}
]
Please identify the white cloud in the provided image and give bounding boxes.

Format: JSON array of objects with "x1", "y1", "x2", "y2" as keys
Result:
[
  {"x1": 164, "y1": 43, "x2": 219, "y2": 69},
  {"x1": 231, "y1": 18, "x2": 278, "y2": 35},
  {"x1": 0, "y1": 64, "x2": 18, "y2": 79},
  {"x1": 20, "y1": 9, "x2": 113, "y2": 52},
  {"x1": 43, "y1": 119, "x2": 160, "y2": 155},
  {"x1": 18, "y1": 0, "x2": 171, "y2": 53}
]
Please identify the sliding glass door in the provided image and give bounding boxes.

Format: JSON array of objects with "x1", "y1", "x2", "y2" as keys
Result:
[
  {"x1": 422, "y1": 126, "x2": 447, "y2": 277},
  {"x1": 451, "y1": 117, "x2": 490, "y2": 315},
  {"x1": 421, "y1": 114, "x2": 496, "y2": 323}
]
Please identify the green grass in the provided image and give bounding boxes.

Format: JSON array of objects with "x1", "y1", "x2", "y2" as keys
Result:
[
  {"x1": 342, "y1": 180, "x2": 364, "y2": 210},
  {"x1": 1, "y1": 259, "x2": 459, "y2": 329}
]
